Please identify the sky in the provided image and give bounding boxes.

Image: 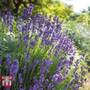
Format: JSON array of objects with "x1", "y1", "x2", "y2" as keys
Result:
[{"x1": 60, "y1": 0, "x2": 90, "y2": 13}]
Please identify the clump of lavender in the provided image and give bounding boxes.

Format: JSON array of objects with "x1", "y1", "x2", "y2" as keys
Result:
[
  {"x1": 0, "y1": 11, "x2": 14, "y2": 32},
  {"x1": 0, "y1": 4, "x2": 87, "y2": 90},
  {"x1": 64, "y1": 55, "x2": 87, "y2": 90}
]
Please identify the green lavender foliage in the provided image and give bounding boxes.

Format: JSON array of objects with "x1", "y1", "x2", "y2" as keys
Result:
[{"x1": 0, "y1": 20, "x2": 18, "y2": 57}]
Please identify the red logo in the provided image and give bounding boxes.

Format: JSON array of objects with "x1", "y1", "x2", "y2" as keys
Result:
[{"x1": 0, "y1": 75, "x2": 13, "y2": 88}]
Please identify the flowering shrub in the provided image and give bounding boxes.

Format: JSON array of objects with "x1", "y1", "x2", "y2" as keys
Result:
[{"x1": 0, "y1": 4, "x2": 87, "y2": 90}]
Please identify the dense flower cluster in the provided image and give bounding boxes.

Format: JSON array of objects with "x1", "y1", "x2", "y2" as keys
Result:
[
  {"x1": 0, "y1": 4, "x2": 87, "y2": 90},
  {"x1": 17, "y1": 14, "x2": 76, "y2": 55}
]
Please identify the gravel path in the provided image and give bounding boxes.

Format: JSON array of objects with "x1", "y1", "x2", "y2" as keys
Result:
[{"x1": 80, "y1": 74, "x2": 90, "y2": 90}]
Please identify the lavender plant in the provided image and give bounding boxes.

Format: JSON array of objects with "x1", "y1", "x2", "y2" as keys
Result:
[{"x1": 0, "y1": 4, "x2": 87, "y2": 90}]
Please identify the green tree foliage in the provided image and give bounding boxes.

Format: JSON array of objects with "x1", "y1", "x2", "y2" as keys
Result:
[
  {"x1": 33, "y1": 0, "x2": 73, "y2": 20},
  {"x1": 0, "y1": 0, "x2": 73, "y2": 20}
]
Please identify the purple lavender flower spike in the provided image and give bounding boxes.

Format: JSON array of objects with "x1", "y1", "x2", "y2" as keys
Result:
[
  {"x1": 52, "y1": 73, "x2": 62, "y2": 83},
  {"x1": 23, "y1": 34, "x2": 29, "y2": 43},
  {"x1": 6, "y1": 54, "x2": 11, "y2": 66},
  {"x1": 18, "y1": 73, "x2": 23, "y2": 84},
  {"x1": 10, "y1": 59, "x2": 19, "y2": 79},
  {"x1": 19, "y1": 88, "x2": 25, "y2": 90},
  {"x1": 0, "y1": 58, "x2": 2, "y2": 65},
  {"x1": 45, "y1": 60, "x2": 53, "y2": 67},
  {"x1": 22, "y1": 9, "x2": 28, "y2": 18},
  {"x1": 1, "y1": 11, "x2": 14, "y2": 32},
  {"x1": 32, "y1": 84, "x2": 39, "y2": 90},
  {"x1": 47, "y1": 83, "x2": 55, "y2": 90},
  {"x1": 28, "y1": 4, "x2": 34, "y2": 13},
  {"x1": 39, "y1": 74, "x2": 45, "y2": 83},
  {"x1": 40, "y1": 60, "x2": 53, "y2": 74},
  {"x1": 21, "y1": 4, "x2": 34, "y2": 19},
  {"x1": 25, "y1": 52, "x2": 30, "y2": 61}
]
